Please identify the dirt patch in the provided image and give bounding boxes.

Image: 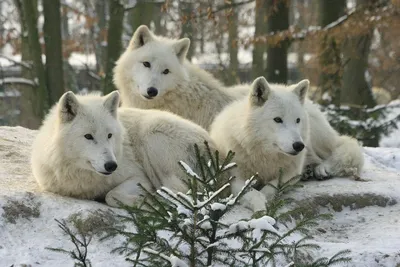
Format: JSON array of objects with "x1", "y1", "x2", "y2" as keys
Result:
[
  {"x1": 289, "y1": 193, "x2": 397, "y2": 219},
  {"x1": 67, "y1": 209, "x2": 120, "y2": 237},
  {"x1": 2, "y1": 193, "x2": 41, "y2": 224}
]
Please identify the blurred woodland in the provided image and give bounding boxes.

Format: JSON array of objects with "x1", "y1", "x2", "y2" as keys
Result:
[{"x1": 0, "y1": 0, "x2": 399, "y2": 146}]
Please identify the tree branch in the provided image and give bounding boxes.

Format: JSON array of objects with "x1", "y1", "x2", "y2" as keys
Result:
[
  {"x1": 185, "y1": 0, "x2": 255, "y2": 19},
  {"x1": 0, "y1": 77, "x2": 37, "y2": 87},
  {"x1": 246, "y1": 0, "x2": 395, "y2": 45},
  {"x1": 0, "y1": 55, "x2": 32, "y2": 69}
]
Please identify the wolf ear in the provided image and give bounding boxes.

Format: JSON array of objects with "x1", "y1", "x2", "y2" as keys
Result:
[
  {"x1": 292, "y1": 79, "x2": 309, "y2": 104},
  {"x1": 173, "y1": 38, "x2": 190, "y2": 62},
  {"x1": 59, "y1": 91, "x2": 79, "y2": 123},
  {"x1": 250, "y1": 77, "x2": 271, "y2": 106},
  {"x1": 129, "y1": 25, "x2": 153, "y2": 49},
  {"x1": 103, "y1": 91, "x2": 120, "y2": 117}
]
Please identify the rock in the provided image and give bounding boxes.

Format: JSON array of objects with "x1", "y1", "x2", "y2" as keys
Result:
[{"x1": 1, "y1": 126, "x2": 400, "y2": 266}]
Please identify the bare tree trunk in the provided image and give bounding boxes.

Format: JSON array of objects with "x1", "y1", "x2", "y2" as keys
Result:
[
  {"x1": 227, "y1": 2, "x2": 239, "y2": 85},
  {"x1": 43, "y1": 0, "x2": 64, "y2": 105},
  {"x1": 94, "y1": 0, "x2": 108, "y2": 74},
  {"x1": 13, "y1": 0, "x2": 41, "y2": 128},
  {"x1": 180, "y1": 1, "x2": 195, "y2": 60},
  {"x1": 340, "y1": 0, "x2": 376, "y2": 108},
  {"x1": 252, "y1": 0, "x2": 267, "y2": 79},
  {"x1": 129, "y1": 1, "x2": 162, "y2": 34},
  {"x1": 341, "y1": 0, "x2": 377, "y2": 146},
  {"x1": 61, "y1": 5, "x2": 69, "y2": 40},
  {"x1": 317, "y1": 0, "x2": 346, "y2": 105},
  {"x1": 21, "y1": 0, "x2": 48, "y2": 121},
  {"x1": 341, "y1": 34, "x2": 375, "y2": 106},
  {"x1": 103, "y1": 0, "x2": 125, "y2": 94},
  {"x1": 265, "y1": 0, "x2": 289, "y2": 84}
]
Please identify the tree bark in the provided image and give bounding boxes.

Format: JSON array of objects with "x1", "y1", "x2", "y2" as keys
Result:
[
  {"x1": 103, "y1": 0, "x2": 125, "y2": 94},
  {"x1": 94, "y1": 0, "x2": 108, "y2": 74},
  {"x1": 252, "y1": 0, "x2": 267, "y2": 79},
  {"x1": 341, "y1": 33, "x2": 375, "y2": 107},
  {"x1": 317, "y1": 0, "x2": 346, "y2": 105},
  {"x1": 340, "y1": 0, "x2": 376, "y2": 108},
  {"x1": 43, "y1": 0, "x2": 64, "y2": 105},
  {"x1": 227, "y1": 3, "x2": 239, "y2": 85},
  {"x1": 13, "y1": 0, "x2": 41, "y2": 128},
  {"x1": 129, "y1": 1, "x2": 163, "y2": 33},
  {"x1": 265, "y1": 0, "x2": 289, "y2": 84},
  {"x1": 21, "y1": 0, "x2": 48, "y2": 121},
  {"x1": 180, "y1": 1, "x2": 195, "y2": 60}
]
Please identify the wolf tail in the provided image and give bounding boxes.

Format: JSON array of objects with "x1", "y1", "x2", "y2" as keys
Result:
[{"x1": 318, "y1": 135, "x2": 365, "y2": 178}]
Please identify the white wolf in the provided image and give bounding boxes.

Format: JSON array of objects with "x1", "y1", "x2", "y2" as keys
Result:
[
  {"x1": 113, "y1": 25, "x2": 247, "y2": 130},
  {"x1": 31, "y1": 90, "x2": 264, "y2": 210},
  {"x1": 210, "y1": 77, "x2": 365, "y2": 196},
  {"x1": 31, "y1": 91, "x2": 221, "y2": 207}
]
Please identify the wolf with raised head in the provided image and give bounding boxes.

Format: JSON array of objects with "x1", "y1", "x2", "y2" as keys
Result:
[
  {"x1": 113, "y1": 25, "x2": 247, "y2": 130},
  {"x1": 210, "y1": 77, "x2": 364, "y2": 197},
  {"x1": 31, "y1": 91, "x2": 222, "y2": 207}
]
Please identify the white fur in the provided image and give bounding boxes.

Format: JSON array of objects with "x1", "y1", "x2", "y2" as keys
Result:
[
  {"x1": 31, "y1": 91, "x2": 223, "y2": 208},
  {"x1": 113, "y1": 25, "x2": 248, "y2": 130},
  {"x1": 210, "y1": 77, "x2": 365, "y2": 199}
]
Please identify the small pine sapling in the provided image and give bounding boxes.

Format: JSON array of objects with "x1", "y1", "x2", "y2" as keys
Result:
[
  {"x1": 104, "y1": 141, "x2": 263, "y2": 266},
  {"x1": 46, "y1": 218, "x2": 93, "y2": 267},
  {"x1": 321, "y1": 102, "x2": 400, "y2": 147},
  {"x1": 48, "y1": 141, "x2": 354, "y2": 266},
  {"x1": 103, "y1": 141, "x2": 353, "y2": 267}
]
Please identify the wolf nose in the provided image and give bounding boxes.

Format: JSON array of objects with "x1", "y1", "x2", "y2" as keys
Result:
[
  {"x1": 292, "y1": 142, "x2": 305, "y2": 152},
  {"x1": 104, "y1": 161, "x2": 118, "y2": 173},
  {"x1": 147, "y1": 87, "x2": 158, "y2": 97}
]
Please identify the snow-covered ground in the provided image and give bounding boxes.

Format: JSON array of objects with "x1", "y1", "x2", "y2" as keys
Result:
[
  {"x1": 0, "y1": 126, "x2": 400, "y2": 266},
  {"x1": 379, "y1": 100, "x2": 400, "y2": 148}
]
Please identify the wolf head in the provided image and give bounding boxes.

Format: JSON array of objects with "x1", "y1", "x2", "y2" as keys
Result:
[
  {"x1": 114, "y1": 25, "x2": 190, "y2": 101},
  {"x1": 56, "y1": 90, "x2": 123, "y2": 176},
  {"x1": 248, "y1": 77, "x2": 310, "y2": 156}
]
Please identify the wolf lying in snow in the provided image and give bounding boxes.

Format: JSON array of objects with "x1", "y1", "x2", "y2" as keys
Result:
[
  {"x1": 113, "y1": 25, "x2": 247, "y2": 130},
  {"x1": 31, "y1": 91, "x2": 265, "y2": 210},
  {"x1": 31, "y1": 91, "x2": 218, "y2": 207},
  {"x1": 210, "y1": 77, "x2": 365, "y2": 196}
]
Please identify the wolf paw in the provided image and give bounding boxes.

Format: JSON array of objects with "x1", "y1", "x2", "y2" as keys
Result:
[
  {"x1": 242, "y1": 189, "x2": 267, "y2": 212},
  {"x1": 314, "y1": 163, "x2": 332, "y2": 180},
  {"x1": 105, "y1": 190, "x2": 141, "y2": 208}
]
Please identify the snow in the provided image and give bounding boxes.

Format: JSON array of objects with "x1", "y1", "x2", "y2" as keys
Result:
[
  {"x1": 364, "y1": 147, "x2": 400, "y2": 171},
  {"x1": 176, "y1": 204, "x2": 191, "y2": 216},
  {"x1": 169, "y1": 255, "x2": 189, "y2": 267},
  {"x1": 0, "y1": 88, "x2": 21, "y2": 98},
  {"x1": 191, "y1": 51, "x2": 313, "y2": 67},
  {"x1": 226, "y1": 215, "x2": 278, "y2": 242},
  {"x1": 194, "y1": 183, "x2": 230, "y2": 209},
  {"x1": 210, "y1": 202, "x2": 226, "y2": 211},
  {"x1": 248, "y1": 216, "x2": 276, "y2": 232},
  {"x1": 228, "y1": 221, "x2": 249, "y2": 234},
  {"x1": 0, "y1": 77, "x2": 36, "y2": 87},
  {"x1": 0, "y1": 52, "x2": 96, "y2": 69},
  {"x1": 1, "y1": 126, "x2": 400, "y2": 266},
  {"x1": 142, "y1": 248, "x2": 189, "y2": 267},
  {"x1": 379, "y1": 100, "x2": 400, "y2": 148},
  {"x1": 221, "y1": 162, "x2": 236, "y2": 171},
  {"x1": 179, "y1": 160, "x2": 200, "y2": 179}
]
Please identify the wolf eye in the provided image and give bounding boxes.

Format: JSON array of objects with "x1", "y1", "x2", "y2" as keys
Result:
[
  {"x1": 84, "y1": 134, "x2": 94, "y2": 140},
  {"x1": 296, "y1": 118, "x2": 300, "y2": 123},
  {"x1": 108, "y1": 133, "x2": 112, "y2": 139},
  {"x1": 143, "y1": 61, "x2": 151, "y2": 68},
  {"x1": 163, "y1": 69, "x2": 170, "y2": 75},
  {"x1": 274, "y1": 117, "x2": 283, "y2": 123}
]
